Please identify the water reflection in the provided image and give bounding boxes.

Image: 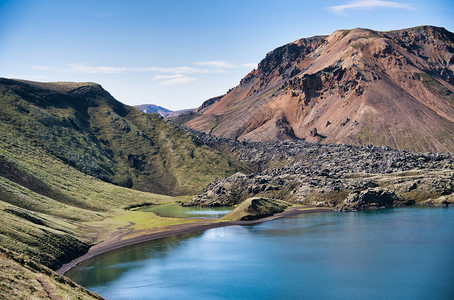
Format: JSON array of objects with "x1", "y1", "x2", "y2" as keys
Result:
[
  {"x1": 66, "y1": 232, "x2": 202, "y2": 287},
  {"x1": 138, "y1": 204, "x2": 233, "y2": 219}
]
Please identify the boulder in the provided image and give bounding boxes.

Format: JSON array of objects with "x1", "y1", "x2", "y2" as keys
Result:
[
  {"x1": 336, "y1": 188, "x2": 412, "y2": 211},
  {"x1": 421, "y1": 195, "x2": 454, "y2": 207}
]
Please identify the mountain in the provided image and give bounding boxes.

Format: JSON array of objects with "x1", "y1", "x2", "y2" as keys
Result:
[
  {"x1": 0, "y1": 78, "x2": 250, "y2": 196},
  {"x1": 166, "y1": 108, "x2": 194, "y2": 117},
  {"x1": 135, "y1": 104, "x2": 172, "y2": 117},
  {"x1": 185, "y1": 26, "x2": 454, "y2": 153},
  {"x1": 135, "y1": 104, "x2": 194, "y2": 118}
]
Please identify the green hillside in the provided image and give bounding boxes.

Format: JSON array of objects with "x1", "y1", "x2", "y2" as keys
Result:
[
  {"x1": 0, "y1": 78, "x2": 252, "y2": 298},
  {"x1": 223, "y1": 197, "x2": 291, "y2": 221},
  {"x1": 0, "y1": 78, "x2": 250, "y2": 195}
]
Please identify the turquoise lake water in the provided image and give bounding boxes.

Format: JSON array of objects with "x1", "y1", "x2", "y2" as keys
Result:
[
  {"x1": 138, "y1": 204, "x2": 233, "y2": 219},
  {"x1": 66, "y1": 207, "x2": 454, "y2": 299}
]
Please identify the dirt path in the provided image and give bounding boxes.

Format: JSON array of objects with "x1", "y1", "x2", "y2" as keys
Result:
[
  {"x1": 57, "y1": 207, "x2": 332, "y2": 275},
  {"x1": 36, "y1": 273, "x2": 63, "y2": 300}
]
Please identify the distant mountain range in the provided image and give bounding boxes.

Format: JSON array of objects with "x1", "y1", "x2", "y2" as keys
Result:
[
  {"x1": 135, "y1": 104, "x2": 193, "y2": 118},
  {"x1": 183, "y1": 26, "x2": 454, "y2": 153}
]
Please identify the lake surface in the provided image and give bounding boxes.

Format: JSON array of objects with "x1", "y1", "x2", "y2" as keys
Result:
[
  {"x1": 66, "y1": 207, "x2": 454, "y2": 299},
  {"x1": 137, "y1": 204, "x2": 233, "y2": 219}
]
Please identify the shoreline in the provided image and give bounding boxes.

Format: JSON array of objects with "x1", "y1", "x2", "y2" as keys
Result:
[{"x1": 57, "y1": 206, "x2": 332, "y2": 276}]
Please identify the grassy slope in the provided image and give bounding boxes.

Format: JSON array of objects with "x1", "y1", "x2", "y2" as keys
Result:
[
  {"x1": 0, "y1": 78, "x2": 252, "y2": 298},
  {"x1": 223, "y1": 197, "x2": 291, "y2": 221},
  {"x1": 0, "y1": 247, "x2": 103, "y2": 299},
  {"x1": 0, "y1": 78, "x2": 250, "y2": 196},
  {"x1": 0, "y1": 111, "x2": 193, "y2": 298}
]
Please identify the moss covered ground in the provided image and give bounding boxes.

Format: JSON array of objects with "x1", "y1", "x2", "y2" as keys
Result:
[{"x1": 223, "y1": 197, "x2": 292, "y2": 221}]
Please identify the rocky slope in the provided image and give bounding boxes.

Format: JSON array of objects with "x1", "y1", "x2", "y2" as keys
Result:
[
  {"x1": 168, "y1": 95, "x2": 224, "y2": 125},
  {"x1": 184, "y1": 26, "x2": 454, "y2": 153},
  {"x1": 182, "y1": 129, "x2": 454, "y2": 209}
]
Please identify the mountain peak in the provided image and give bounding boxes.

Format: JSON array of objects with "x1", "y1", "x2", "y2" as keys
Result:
[{"x1": 135, "y1": 104, "x2": 172, "y2": 117}]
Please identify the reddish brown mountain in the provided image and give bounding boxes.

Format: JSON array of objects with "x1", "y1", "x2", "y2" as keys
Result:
[{"x1": 185, "y1": 26, "x2": 454, "y2": 152}]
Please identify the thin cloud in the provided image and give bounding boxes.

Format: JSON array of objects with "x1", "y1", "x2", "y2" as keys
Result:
[
  {"x1": 153, "y1": 74, "x2": 185, "y2": 80},
  {"x1": 135, "y1": 66, "x2": 209, "y2": 74},
  {"x1": 242, "y1": 63, "x2": 257, "y2": 69},
  {"x1": 195, "y1": 60, "x2": 256, "y2": 69},
  {"x1": 32, "y1": 65, "x2": 51, "y2": 71},
  {"x1": 157, "y1": 75, "x2": 198, "y2": 86},
  {"x1": 327, "y1": 0, "x2": 414, "y2": 15},
  {"x1": 65, "y1": 64, "x2": 127, "y2": 74},
  {"x1": 195, "y1": 60, "x2": 236, "y2": 68},
  {"x1": 34, "y1": 61, "x2": 257, "y2": 84}
]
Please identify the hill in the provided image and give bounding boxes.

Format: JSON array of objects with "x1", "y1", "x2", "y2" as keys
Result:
[
  {"x1": 184, "y1": 26, "x2": 454, "y2": 153},
  {"x1": 222, "y1": 197, "x2": 291, "y2": 221},
  {"x1": 0, "y1": 78, "x2": 251, "y2": 196}
]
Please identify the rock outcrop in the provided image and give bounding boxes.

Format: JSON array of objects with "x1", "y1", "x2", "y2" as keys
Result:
[
  {"x1": 335, "y1": 188, "x2": 414, "y2": 212},
  {"x1": 421, "y1": 195, "x2": 454, "y2": 207}
]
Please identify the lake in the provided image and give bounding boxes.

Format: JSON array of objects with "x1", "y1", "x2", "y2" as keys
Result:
[
  {"x1": 66, "y1": 207, "x2": 454, "y2": 299},
  {"x1": 137, "y1": 203, "x2": 233, "y2": 219}
]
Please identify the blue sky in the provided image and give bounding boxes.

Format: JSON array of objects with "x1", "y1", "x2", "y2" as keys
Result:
[{"x1": 1, "y1": 0, "x2": 453, "y2": 110}]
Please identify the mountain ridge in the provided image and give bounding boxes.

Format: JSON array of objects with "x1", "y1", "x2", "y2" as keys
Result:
[{"x1": 135, "y1": 104, "x2": 194, "y2": 118}]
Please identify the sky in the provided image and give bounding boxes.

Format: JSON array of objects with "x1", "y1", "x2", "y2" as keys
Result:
[{"x1": 1, "y1": 0, "x2": 453, "y2": 110}]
